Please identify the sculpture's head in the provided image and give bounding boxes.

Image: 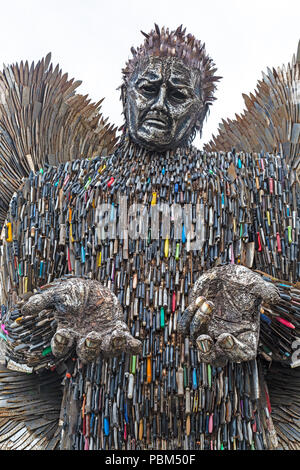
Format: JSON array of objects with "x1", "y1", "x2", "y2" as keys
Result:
[{"x1": 121, "y1": 25, "x2": 221, "y2": 152}]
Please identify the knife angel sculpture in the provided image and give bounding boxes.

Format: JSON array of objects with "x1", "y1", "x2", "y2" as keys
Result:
[{"x1": 0, "y1": 27, "x2": 299, "y2": 450}]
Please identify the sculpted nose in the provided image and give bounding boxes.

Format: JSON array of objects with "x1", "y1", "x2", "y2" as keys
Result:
[{"x1": 152, "y1": 85, "x2": 167, "y2": 111}]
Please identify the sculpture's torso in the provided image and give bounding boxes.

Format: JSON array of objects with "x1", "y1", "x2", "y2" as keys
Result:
[{"x1": 1, "y1": 145, "x2": 299, "y2": 450}]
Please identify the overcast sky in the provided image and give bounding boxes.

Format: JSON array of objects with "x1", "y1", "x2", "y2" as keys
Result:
[{"x1": 0, "y1": 0, "x2": 299, "y2": 148}]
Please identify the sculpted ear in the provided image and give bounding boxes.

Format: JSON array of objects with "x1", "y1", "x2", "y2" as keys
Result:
[
  {"x1": 196, "y1": 104, "x2": 209, "y2": 137},
  {"x1": 120, "y1": 83, "x2": 127, "y2": 109}
]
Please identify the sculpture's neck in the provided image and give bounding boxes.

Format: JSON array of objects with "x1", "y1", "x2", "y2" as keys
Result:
[{"x1": 113, "y1": 130, "x2": 193, "y2": 167}]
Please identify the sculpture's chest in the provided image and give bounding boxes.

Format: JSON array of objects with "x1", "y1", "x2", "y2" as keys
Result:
[{"x1": 1, "y1": 150, "x2": 299, "y2": 310}]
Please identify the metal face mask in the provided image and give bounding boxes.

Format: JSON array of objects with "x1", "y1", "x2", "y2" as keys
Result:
[{"x1": 125, "y1": 56, "x2": 206, "y2": 152}]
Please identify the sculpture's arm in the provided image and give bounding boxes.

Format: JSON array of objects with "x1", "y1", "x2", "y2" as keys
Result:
[
  {"x1": 1, "y1": 276, "x2": 141, "y2": 373},
  {"x1": 254, "y1": 271, "x2": 300, "y2": 366},
  {"x1": 251, "y1": 271, "x2": 300, "y2": 449},
  {"x1": 252, "y1": 271, "x2": 300, "y2": 450},
  {"x1": 264, "y1": 361, "x2": 300, "y2": 450},
  {"x1": 0, "y1": 160, "x2": 141, "y2": 373},
  {"x1": 178, "y1": 264, "x2": 300, "y2": 449}
]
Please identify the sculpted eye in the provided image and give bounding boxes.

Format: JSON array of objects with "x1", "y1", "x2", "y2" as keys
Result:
[
  {"x1": 140, "y1": 84, "x2": 157, "y2": 96},
  {"x1": 169, "y1": 89, "x2": 187, "y2": 101}
]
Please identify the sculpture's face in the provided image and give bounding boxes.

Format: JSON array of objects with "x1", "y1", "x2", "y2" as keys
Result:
[{"x1": 125, "y1": 57, "x2": 206, "y2": 151}]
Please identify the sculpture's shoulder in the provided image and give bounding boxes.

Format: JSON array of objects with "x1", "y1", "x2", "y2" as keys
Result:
[{"x1": 15, "y1": 154, "x2": 114, "y2": 204}]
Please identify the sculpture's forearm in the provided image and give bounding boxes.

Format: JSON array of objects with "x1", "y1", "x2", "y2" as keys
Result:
[{"x1": 255, "y1": 270, "x2": 300, "y2": 365}]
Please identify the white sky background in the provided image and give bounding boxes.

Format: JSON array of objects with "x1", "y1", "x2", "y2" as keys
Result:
[{"x1": 0, "y1": 0, "x2": 299, "y2": 149}]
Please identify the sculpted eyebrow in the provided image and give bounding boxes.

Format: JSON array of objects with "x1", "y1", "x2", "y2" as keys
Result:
[
  {"x1": 136, "y1": 78, "x2": 160, "y2": 87},
  {"x1": 169, "y1": 76, "x2": 192, "y2": 87},
  {"x1": 136, "y1": 72, "x2": 162, "y2": 85}
]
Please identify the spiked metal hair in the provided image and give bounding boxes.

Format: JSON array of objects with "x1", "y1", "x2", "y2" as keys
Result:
[{"x1": 122, "y1": 24, "x2": 221, "y2": 107}]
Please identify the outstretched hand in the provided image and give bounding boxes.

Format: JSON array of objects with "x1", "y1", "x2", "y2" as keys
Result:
[
  {"x1": 178, "y1": 264, "x2": 280, "y2": 367},
  {"x1": 21, "y1": 277, "x2": 142, "y2": 363}
]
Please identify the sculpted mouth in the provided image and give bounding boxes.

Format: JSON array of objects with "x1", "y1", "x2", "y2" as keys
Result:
[{"x1": 142, "y1": 113, "x2": 169, "y2": 129}]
